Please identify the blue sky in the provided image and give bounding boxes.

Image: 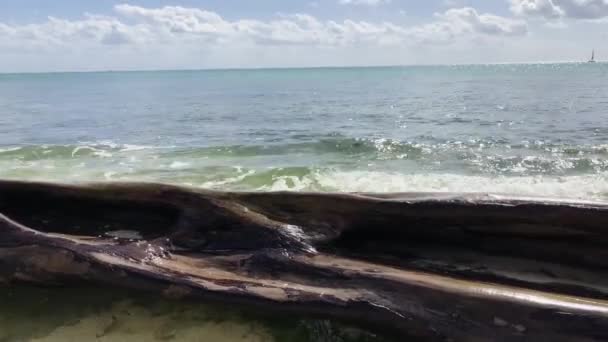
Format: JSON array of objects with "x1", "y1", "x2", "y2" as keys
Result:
[
  {"x1": 0, "y1": 1, "x2": 606, "y2": 71},
  {"x1": 0, "y1": 1, "x2": 509, "y2": 22}
]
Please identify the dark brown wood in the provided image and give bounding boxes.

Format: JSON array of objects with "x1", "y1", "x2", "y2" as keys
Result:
[{"x1": 1, "y1": 179, "x2": 608, "y2": 341}]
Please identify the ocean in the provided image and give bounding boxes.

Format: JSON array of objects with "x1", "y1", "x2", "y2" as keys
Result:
[
  {"x1": 2, "y1": 63, "x2": 608, "y2": 341},
  {"x1": 2, "y1": 63, "x2": 608, "y2": 198}
]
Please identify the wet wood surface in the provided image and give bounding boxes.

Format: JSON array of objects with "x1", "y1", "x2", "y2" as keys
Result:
[{"x1": 1, "y1": 180, "x2": 607, "y2": 341}]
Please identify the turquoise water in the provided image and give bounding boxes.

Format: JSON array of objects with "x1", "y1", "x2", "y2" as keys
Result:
[{"x1": 2, "y1": 64, "x2": 608, "y2": 198}]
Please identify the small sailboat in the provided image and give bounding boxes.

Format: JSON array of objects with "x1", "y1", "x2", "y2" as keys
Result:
[{"x1": 588, "y1": 49, "x2": 596, "y2": 63}]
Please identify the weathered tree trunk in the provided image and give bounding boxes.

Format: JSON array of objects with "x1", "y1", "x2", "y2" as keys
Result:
[{"x1": 1, "y1": 179, "x2": 607, "y2": 341}]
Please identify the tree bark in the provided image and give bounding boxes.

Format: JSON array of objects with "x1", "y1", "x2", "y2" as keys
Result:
[{"x1": 0, "y1": 179, "x2": 607, "y2": 341}]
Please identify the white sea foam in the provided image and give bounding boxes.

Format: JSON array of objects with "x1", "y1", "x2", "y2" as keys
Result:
[
  {"x1": 92, "y1": 150, "x2": 113, "y2": 158},
  {"x1": 259, "y1": 170, "x2": 608, "y2": 200},
  {"x1": 76, "y1": 141, "x2": 156, "y2": 152},
  {"x1": 0, "y1": 147, "x2": 21, "y2": 153},
  {"x1": 200, "y1": 169, "x2": 256, "y2": 188},
  {"x1": 3, "y1": 155, "x2": 608, "y2": 201},
  {"x1": 103, "y1": 171, "x2": 118, "y2": 180},
  {"x1": 71, "y1": 146, "x2": 93, "y2": 157},
  {"x1": 168, "y1": 161, "x2": 191, "y2": 169},
  {"x1": 120, "y1": 144, "x2": 152, "y2": 152},
  {"x1": 257, "y1": 175, "x2": 317, "y2": 192}
]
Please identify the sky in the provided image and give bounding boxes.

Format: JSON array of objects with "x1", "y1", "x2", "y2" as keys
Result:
[{"x1": 0, "y1": 0, "x2": 607, "y2": 72}]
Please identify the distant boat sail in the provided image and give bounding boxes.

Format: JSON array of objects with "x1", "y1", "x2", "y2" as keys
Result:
[{"x1": 589, "y1": 49, "x2": 596, "y2": 63}]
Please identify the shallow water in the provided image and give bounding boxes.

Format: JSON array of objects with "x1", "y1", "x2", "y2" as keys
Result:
[{"x1": 0, "y1": 287, "x2": 390, "y2": 342}]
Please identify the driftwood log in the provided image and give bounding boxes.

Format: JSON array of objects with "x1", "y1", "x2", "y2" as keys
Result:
[{"x1": 0, "y1": 179, "x2": 607, "y2": 341}]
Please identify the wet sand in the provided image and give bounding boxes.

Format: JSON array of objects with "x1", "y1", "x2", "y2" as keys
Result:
[{"x1": 0, "y1": 286, "x2": 387, "y2": 342}]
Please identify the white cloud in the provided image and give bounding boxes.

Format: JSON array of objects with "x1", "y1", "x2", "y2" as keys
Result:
[
  {"x1": 510, "y1": 0, "x2": 608, "y2": 19},
  {"x1": 0, "y1": 4, "x2": 525, "y2": 47},
  {"x1": 0, "y1": 4, "x2": 527, "y2": 71},
  {"x1": 510, "y1": 0, "x2": 563, "y2": 19},
  {"x1": 437, "y1": 7, "x2": 528, "y2": 36},
  {"x1": 339, "y1": 0, "x2": 391, "y2": 6}
]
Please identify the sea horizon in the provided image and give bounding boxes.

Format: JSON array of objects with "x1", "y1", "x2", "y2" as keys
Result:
[{"x1": 0, "y1": 60, "x2": 602, "y2": 75}]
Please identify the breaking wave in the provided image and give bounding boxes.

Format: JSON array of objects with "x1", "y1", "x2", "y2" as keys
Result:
[{"x1": 3, "y1": 139, "x2": 608, "y2": 200}]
